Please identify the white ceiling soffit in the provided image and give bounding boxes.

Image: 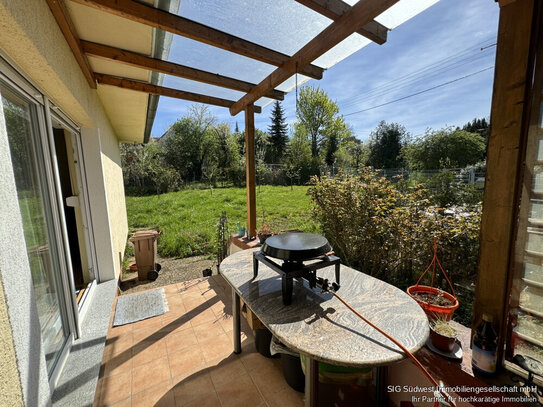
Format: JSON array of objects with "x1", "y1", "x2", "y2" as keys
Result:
[{"x1": 66, "y1": 0, "x2": 156, "y2": 142}]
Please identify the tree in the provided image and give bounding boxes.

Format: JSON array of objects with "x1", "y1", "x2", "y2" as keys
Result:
[
  {"x1": 462, "y1": 117, "x2": 489, "y2": 140},
  {"x1": 367, "y1": 121, "x2": 408, "y2": 169},
  {"x1": 162, "y1": 105, "x2": 218, "y2": 182},
  {"x1": 295, "y1": 86, "x2": 349, "y2": 158},
  {"x1": 284, "y1": 131, "x2": 312, "y2": 184},
  {"x1": 266, "y1": 101, "x2": 289, "y2": 163},
  {"x1": 325, "y1": 134, "x2": 338, "y2": 167},
  {"x1": 402, "y1": 127, "x2": 486, "y2": 170},
  {"x1": 121, "y1": 140, "x2": 180, "y2": 194}
]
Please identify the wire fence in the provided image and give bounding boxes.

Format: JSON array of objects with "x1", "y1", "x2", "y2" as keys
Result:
[{"x1": 264, "y1": 164, "x2": 486, "y2": 187}]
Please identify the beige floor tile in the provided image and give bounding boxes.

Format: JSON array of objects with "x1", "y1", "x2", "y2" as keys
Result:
[
  {"x1": 239, "y1": 347, "x2": 278, "y2": 373},
  {"x1": 103, "y1": 335, "x2": 133, "y2": 359},
  {"x1": 161, "y1": 316, "x2": 193, "y2": 335},
  {"x1": 183, "y1": 296, "x2": 209, "y2": 312},
  {"x1": 99, "y1": 371, "x2": 131, "y2": 406},
  {"x1": 200, "y1": 333, "x2": 234, "y2": 362},
  {"x1": 190, "y1": 309, "x2": 219, "y2": 327},
  {"x1": 165, "y1": 327, "x2": 199, "y2": 353},
  {"x1": 169, "y1": 344, "x2": 206, "y2": 377},
  {"x1": 131, "y1": 380, "x2": 174, "y2": 407},
  {"x1": 164, "y1": 302, "x2": 186, "y2": 316},
  {"x1": 193, "y1": 320, "x2": 225, "y2": 343},
  {"x1": 132, "y1": 356, "x2": 171, "y2": 393},
  {"x1": 132, "y1": 315, "x2": 163, "y2": 332},
  {"x1": 132, "y1": 325, "x2": 166, "y2": 347},
  {"x1": 206, "y1": 354, "x2": 247, "y2": 388},
  {"x1": 249, "y1": 362, "x2": 288, "y2": 399},
  {"x1": 102, "y1": 350, "x2": 132, "y2": 378},
  {"x1": 181, "y1": 391, "x2": 221, "y2": 407},
  {"x1": 132, "y1": 338, "x2": 167, "y2": 367},
  {"x1": 266, "y1": 385, "x2": 304, "y2": 407},
  {"x1": 218, "y1": 314, "x2": 234, "y2": 332},
  {"x1": 172, "y1": 372, "x2": 214, "y2": 406},
  {"x1": 167, "y1": 295, "x2": 185, "y2": 308},
  {"x1": 108, "y1": 397, "x2": 131, "y2": 407},
  {"x1": 164, "y1": 284, "x2": 181, "y2": 295},
  {"x1": 215, "y1": 373, "x2": 264, "y2": 407},
  {"x1": 108, "y1": 323, "x2": 133, "y2": 339}
]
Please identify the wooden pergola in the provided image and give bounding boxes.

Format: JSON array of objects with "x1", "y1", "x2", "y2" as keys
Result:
[{"x1": 45, "y1": 0, "x2": 404, "y2": 238}]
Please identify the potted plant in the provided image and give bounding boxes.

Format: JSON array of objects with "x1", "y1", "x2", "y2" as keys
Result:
[
  {"x1": 429, "y1": 318, "x2": 457, "y2": 352},
  {"x1": 407, "y1": 238, "x2": 459, "y2": 321},
  {"x1": 257, "y1": 222, "x2": 273, "y2": 244}
]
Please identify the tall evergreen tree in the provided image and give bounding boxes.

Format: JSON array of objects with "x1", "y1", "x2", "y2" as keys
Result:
[
  {"x1": 266, "y1": 101, "x2": 289, "y2": 163},
  {"x1": 367, "y1": 121, "x2": 408, "y2": 169}
]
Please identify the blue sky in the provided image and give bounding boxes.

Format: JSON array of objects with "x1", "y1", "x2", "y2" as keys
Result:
[{"x1": 151, "y1": 0, "x2": 499, "y2": 142}]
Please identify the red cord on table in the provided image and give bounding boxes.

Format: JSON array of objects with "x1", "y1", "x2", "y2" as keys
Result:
[{"x1": 333, "y1": 292, "x2": 457, "y2": 407}]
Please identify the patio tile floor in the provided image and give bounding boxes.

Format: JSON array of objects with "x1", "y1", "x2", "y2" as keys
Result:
[{"x1": 93, "y1": 275, "x2": 305, "y2": 407}]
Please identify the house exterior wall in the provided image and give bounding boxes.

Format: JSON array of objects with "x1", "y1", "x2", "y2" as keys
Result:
[
  {"x1": 0, "y1": 0, "x2": 132, "y2": 404},
  {"x1": 0, "y1": 0, "x2": 128, "y2": 279},
  {"x1": 0, "y1": 252, "x2": 25, "y2": 407}
]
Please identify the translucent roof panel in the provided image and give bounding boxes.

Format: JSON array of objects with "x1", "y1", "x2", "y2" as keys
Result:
[
  {"x1": 168, "y1": 36, "x2": 276, "y2": 84},
  {"x1": 177, "y1": 0, "x2": 333, "y2": 58},
  {"x1": 157, "y1": 0, "x2": 441, "y2": 111},
  {"x1": 375, "y1": 0, "x2": 440, "y2": 29},
  {"x1": 163, "y1": 74, "x2": 272, "y2": 109}
]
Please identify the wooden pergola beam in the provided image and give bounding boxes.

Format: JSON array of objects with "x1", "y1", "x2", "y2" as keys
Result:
[
  {"x1": 230, "y1": 0, "x2": 398, "y2": 115},
  {"x1": 245, "y1": 105, "x2": 257, "y2": 238},
  {"x1": 81, "y1": 41, "x2": 285, "y2": 100},
  {"x1": 94, "y1": 73, "x2": 261, "y2": 113},
  {"x1": 45, "y1": 0, "x2": 96, "y2": 88},
  {"x1": 473, "y1": 0, "x2": 535, "y2": 365},
  {"x1": 295, "y1": 0, "x2": 388, "y2": 45},
  {"x1": 70, "y1": 0, "x2": 324, "y2": 80}
]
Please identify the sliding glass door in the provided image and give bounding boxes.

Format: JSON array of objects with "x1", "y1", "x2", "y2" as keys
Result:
[{"x1": 0, "y1": 81, "x2": 71, "y2": 376}]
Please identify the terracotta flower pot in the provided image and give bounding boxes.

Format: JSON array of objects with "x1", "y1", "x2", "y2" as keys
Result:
[{"x1": 407, "y1": 285, "x2": 459, "y2": 321}]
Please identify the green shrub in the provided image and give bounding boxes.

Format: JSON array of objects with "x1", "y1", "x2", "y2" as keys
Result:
[{"x1": 309, "y1": 169, "x2": 481, "y2": 324}]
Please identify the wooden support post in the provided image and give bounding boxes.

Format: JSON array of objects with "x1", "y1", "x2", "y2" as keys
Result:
[
  {"x1": 473, "y1": 0, "x2": 536, "y2": 363},
  {"x1": 245, "y1": 105, "x2": 257, "y2": 239}
]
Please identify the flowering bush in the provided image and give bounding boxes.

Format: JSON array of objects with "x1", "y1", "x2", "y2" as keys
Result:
[{"x1": 308, "y1": 169, "x2": 481, "y2": 295}]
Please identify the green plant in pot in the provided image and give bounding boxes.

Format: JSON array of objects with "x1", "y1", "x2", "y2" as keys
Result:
[
  {"x1": 430, "y1": 318, "x2": 457, "y2": 353},
  {"x1": 257, "y1": 222, "x2": 273, "y2": 244}
]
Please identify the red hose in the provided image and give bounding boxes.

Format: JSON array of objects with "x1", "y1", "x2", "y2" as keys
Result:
[{"x1": 333, "y1": 292, "x2": 457, "y2": 407}]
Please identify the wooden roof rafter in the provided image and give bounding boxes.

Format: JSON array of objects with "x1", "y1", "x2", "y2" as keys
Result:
[
  {"x1": 45, "y1": 0, "x2": 96, "y2": 88},
  {"x1": 94, "y1": 73, "x2": 262, "y2": 113},
  {"x1": 81, "y1": 40, "x2": 285, "y2": 100},
  {"x1": 69, "y1": 0, "x2": 325, "y2": 80},
  {"x1": 230, "y1": 0, "x2": 399, "y2": 116},
  {"x1": 294, "y1": 0, "x2": 388, "y2": 45}
]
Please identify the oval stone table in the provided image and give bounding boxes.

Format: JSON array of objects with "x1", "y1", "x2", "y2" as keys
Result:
[{"x1": 220, "y1": 248, "x2": 429, "y2": 406}]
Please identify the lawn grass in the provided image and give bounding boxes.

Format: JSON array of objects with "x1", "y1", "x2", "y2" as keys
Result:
[{"x1": 126, "y1": 185, "x2": 318, "y2": 258}]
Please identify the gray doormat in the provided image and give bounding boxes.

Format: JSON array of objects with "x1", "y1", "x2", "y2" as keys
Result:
[{"x1": 113, "y1": 288, "x2": 169, "y2": 326}]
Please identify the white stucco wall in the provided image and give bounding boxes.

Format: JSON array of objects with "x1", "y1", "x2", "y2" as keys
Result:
[
  {"x1": 0, "y1": 0, "x2": 129, "y2": 279},
  {"x1": 0, "y1": 0, "x2": 133, "y2": 403}
]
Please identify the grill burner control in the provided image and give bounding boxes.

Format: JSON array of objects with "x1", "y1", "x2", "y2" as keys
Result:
[{"x1": 253, "y1": 233, "x2": 341, "y2": 305}]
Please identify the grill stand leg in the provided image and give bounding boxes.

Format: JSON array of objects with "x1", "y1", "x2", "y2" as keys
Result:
[
  {"x1": 232, "y1": 289, "x2": 241, "y2": 354},
  {"x1": 253, "y1": 252, "x2": 259, "y2": 279},
  {"x1": 282, "y1": 275, "x2": 293, "y2": 305},
  {"x1": 335, "y1": 263, "x2": 340, "y2": 286},
  {"x1": 304, "y1": 356, "x2": 319, "y2": 407}
]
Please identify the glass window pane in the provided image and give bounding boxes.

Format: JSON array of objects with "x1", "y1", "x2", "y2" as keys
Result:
[{"x1": 1, "y1": 83, "x2": 69, "y2": 375}]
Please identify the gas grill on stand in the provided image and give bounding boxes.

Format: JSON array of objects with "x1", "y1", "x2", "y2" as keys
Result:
[{"x1": 252, "y1": 233, "x2": 341, "y2": 305}]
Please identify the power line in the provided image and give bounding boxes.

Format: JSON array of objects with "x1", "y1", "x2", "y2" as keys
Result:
[
  {"x1": 338, "y1": 37, "x2": 496, "y2": 109},
  {"x1": 343, "y1": 66, "x2": 494, "y2": 117}
]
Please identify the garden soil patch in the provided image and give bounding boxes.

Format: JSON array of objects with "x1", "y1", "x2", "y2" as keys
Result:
[
  {"x1": 411, "y1": 292, "x2": 455, "y2": 307},
  {"x1": 119, "y1": 255, "x2": 215, "y2": 295}
]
